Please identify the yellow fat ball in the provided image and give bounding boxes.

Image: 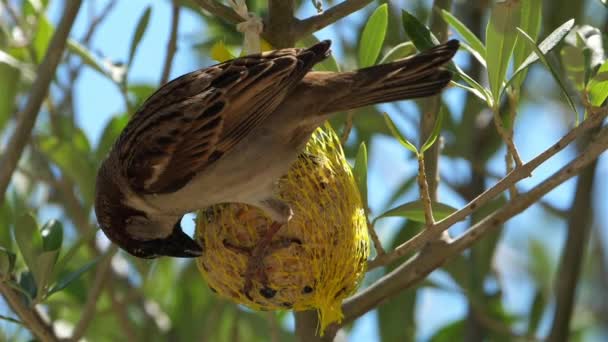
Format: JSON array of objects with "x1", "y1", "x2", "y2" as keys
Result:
[{"x1": 195, "y1": 124, "x2": 369, "y2": 333}]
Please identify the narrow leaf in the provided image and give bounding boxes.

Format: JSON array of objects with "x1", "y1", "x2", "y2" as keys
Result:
[
  {"x1": 128, "y1": 6, "x2": 152, "y2": 66},
  {"x1": 486, "y1": 0, "x2": 521, "y2": 101},
  {"x1": 14, "y1": 214, "x2": 43, "y2": 280},
  {"x1": 374, "y1": 201, "x2": 458, "y2": 223},
  {"x1": 510, "y1": 19, "x2": 575, "y2": 86},
  {"x1": 0, "y1": 247, "x2": 16, "y2": 275},
  {"x1": 379, "y1": 42, "x2": 416, "y2": 64},
  {"x1": 353, "y1": 142, "x2": 368, "y2": 206},
  {"x1": 401, "y1": 9, "x2": 437, "y2": 50},
  {"x1": 440, "y1": 10, "x2": 486, "y2": 58},
  {"x1": 0, "y1": 62, "x2": 20, "y2": 132},
  {"x1": 47, "y1": 257, "x2": 101, "y2": 297},
  {"x1": 67, "y1": 39, "x2": 107, "y2": 77},
  {"x1": 358, "y1": 4, "x2": 388, "y2": 67},
  {"x1": 516, "y1": 28, "x2": 579, "y2": 117},
  {"x1": 420, "y1": 106, "x2": 445, "y2": 153},
  {"x1": 383, "y1": 113, "x2": 418, "y2": 154},
  {"x1": 511, "y1": 0, "x2": 542, "y2": 89}
]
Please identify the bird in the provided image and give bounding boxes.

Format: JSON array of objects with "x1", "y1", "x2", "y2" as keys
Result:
[{"x1": 94, "y1": 39, "x2": 459, "y2": 291}]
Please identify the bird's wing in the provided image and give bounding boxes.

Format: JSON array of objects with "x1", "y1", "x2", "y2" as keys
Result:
[{"x1": 115, "y1": 41, "x2": 331, "y2": 194}]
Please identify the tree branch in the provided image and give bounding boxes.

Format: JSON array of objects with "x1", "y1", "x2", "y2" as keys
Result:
[
  {"x1": 191, "y1": 0, "x2": 243, "y2": 25},
  {"x1": 0, "y1": 281, "x2": 58, "y2": 341},
  {"x1": 337, "y1": 124, "x2": 608, "y2": 327},
  {"x1": 368, "y1": 111, "x2": 607, "y2": 269},
  {"x1": 0, "y1": 0, "x2": 83, "y2": 206},
  {"x1": 266, "y1": 0, "x2": 297, "y2": 47},
  {"x1": 296, "y1": 0, "x2": 375, "y2": 38},
  {"x1": 160, "y1": 0, "x2": 181, "y2": 85}
]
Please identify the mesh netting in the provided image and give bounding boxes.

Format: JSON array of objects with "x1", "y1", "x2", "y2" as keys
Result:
[{"x1": 195, "y1": 124, "x2": 369, "y2": 333}]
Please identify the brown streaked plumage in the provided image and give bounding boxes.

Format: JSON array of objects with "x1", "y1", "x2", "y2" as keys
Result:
[{"x1": 94, "y1": 40, "x2": 459, "y2": 288}]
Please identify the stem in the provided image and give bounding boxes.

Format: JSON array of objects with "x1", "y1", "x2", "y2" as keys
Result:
[
  {"x1": 160, "y1": 0, "x2": 180, "y2": 86},
  {"x1": 267, "y1": 0, "x2": 296, "y2": 47}
]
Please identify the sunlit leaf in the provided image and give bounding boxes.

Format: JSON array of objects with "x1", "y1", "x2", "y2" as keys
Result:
[
  {"x1": 486, "y1": 0, "x2": 521, "y2": 101},
  {"x1": 511, "y1": 0, "x2": 542, "y2": 89},
  {"x1": 383, "y1": 113, "x2": 418, "y2": 154},
  {"x1": 587, "y1": 60, "x2": 608, "y2": 106},
  {"x1": 374, "y1": 200, "x2": 458, "y2": 223},
  {"x1": 354, "y1": 142, "x2": 368, "y2": 207},
  {"x1": 440, "y1": 10, "x2": 486, "y2": 59},
  {"x1": 358, "y1": 4, "x2": 388, "y2": 67},
  {"x1": 67, "y1": 39, "x2": 107, "y2": 77},
  {"x1": 210, "y1": 41, "x2": 236, "y2": 62},
  {"x1": 33, "y1": 14, "x2": 54, "y2": 63},
  {"x1": 128, "y1": 6, "x2": 152, "y2": 66}
]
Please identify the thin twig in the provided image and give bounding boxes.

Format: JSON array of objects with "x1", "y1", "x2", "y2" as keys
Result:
[
  {"x1": 160, "y1": 0, "x2": 180, "y2": 86},
  {"x1": 297, "y1": 0, "x2": 375, "y2": 38},
  {"x1": 368, "y1": 111, "x2": 607, "y2": 269},
  {"x1": 417, "y1": 155, "x2": 435, "y2": 226},
  {"x1": 0, "y1": 0, "x2": 83, "y2": 206},
  {"x1": 493, "y1": 106, "x2": 525, "y2": 169},
  {"x1": 334, "y1": 124, "x2": 608, "y2": 330},
  {"x1": 0, "y1": 280, "x2": 58, "y2": 341},
  {"x1": 69, "y1": 247, "x2": 117, "y2": 341}
]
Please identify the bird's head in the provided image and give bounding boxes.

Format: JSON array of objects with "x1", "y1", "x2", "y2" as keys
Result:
[{"x1": 94, "y1": 161, "x2": 202, "y2": 259}]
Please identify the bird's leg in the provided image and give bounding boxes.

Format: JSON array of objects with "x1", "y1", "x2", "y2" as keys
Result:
[{"x1": 224, "y1": 221, "x2": 301, "y2": 300}]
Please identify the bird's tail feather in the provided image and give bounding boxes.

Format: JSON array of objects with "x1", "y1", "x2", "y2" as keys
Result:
[{"x1": 323, "y1": 39, "x2": 459, "y2": 113}]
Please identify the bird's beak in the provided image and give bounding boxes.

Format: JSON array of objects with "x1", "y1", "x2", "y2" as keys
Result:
[{"x1": 159, "y1": 222, "x2": 203, "y2": 258}]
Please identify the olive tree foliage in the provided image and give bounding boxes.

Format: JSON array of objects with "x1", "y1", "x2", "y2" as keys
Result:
[{"x1": 0, "y1": 0, "x2": 607, "y2": 341}]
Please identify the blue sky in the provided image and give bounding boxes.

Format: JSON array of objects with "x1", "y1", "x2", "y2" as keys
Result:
[{"x1": 13, "y1": 0, "x2": 608, "y2": 340}]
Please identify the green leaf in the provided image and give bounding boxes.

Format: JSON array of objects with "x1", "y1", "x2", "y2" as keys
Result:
[
  {"x1": 527, "y1": 290, "x2": 545, "y2": 335},
  {"x1": 40, "y1": 220, "x2": 62, "y2": 252},
  {"x1": 511, "y1": 0, "x2": 542, "y2": 89},
  {"x1": 47, "y1": 257, "x2": 101, "y2": 297},
  {"x1": 0, "y1": 62, "x2": 20, "y2": 132},
  {"x1": 587, "y1": 60, "x2": 608, "y2": 106},
  {"x1": 374, "y1": 200, "x2": 458, "y2": 223},
  {"x1": 299, "y1": 36, "x2": 340, "y2": 72},
  {"x1": 383, "y1": 113, "x2": 418, "y2": 154},
  {"x1": 379, "y1": 42, "x2": 416, "y2": 64},
  {"x1": 0, "y1": 247, "x2": 16, "y2": 276},
  {"x1": 429, "y1": 320, "x2": 465, "y2": 341},
  {"x1": 33, "y1": 14, "x2": 54, "y2": 63},
  {"x1": 14, "y1": 214, "x2": 43, "y2": 279},
  {"x1": 402, "y1": 9, "x2": 492, "y2": 106},
  {"x1": 440, "y1": 10, "x2": 486, "y2": 59},
  {"x1": 516, "y1": 28, "x2": 579, "y2": 117},
  {"x1": 128, "y1": 6, "x2": 152, "y2": 66},
  {"x1": 210, "y1": 40, "x2": 236, "y2": 62},
  {"x1": 67, "y1": 39, "x2": 107, "y2": 77},
  {"x1": 420, "y1": 106, "x2": 445, "y2": 153},
  {"x1": 486, "y1": 0, "x2": 521, "y2": 101},
  {"x1": 510, "y1": 19, "x2": 575, "y2": 87},
  {"x1": 358, "y1": 4, "x2": 388, "y2": 67},
  {"x1": 401, "y1": 9, "x2": 437, "y2": 50},
  {"x1": 354, "y1": 142, "x2": 368, "y2": 207},
  {"x1": 96, "y1": 114, "x2": 130, "y2": 161}
]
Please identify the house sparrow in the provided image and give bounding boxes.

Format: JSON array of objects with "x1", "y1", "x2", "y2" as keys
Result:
[{"x1": 94, "y1": 39, "x2": 458, "y2": 277}]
